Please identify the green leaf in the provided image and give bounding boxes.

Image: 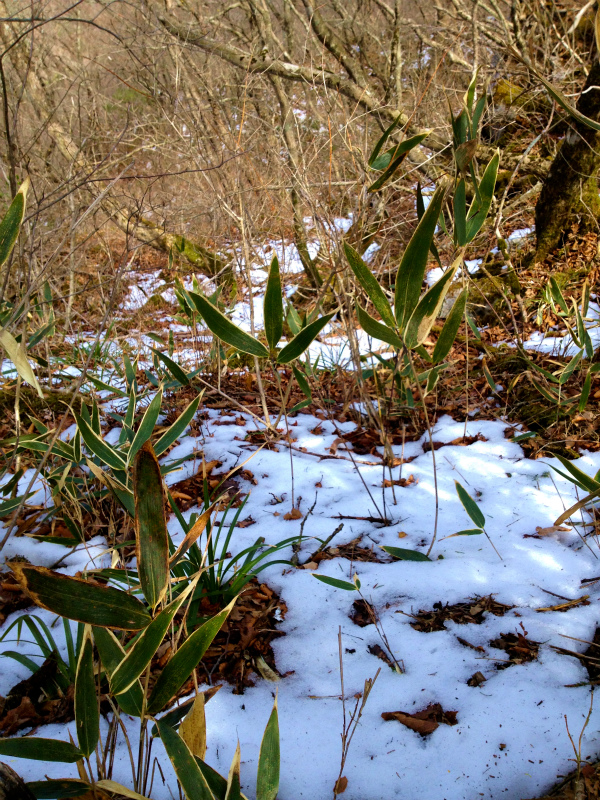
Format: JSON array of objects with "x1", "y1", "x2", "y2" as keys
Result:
[
  {"x1": 444, "y1": 528, "x2": 483, "y2": 538},
  {"x1": 276, "y1": 313, "x2": 335, "y2": 364},
  {"x1": 432, "y1": 289, "x2": 467, "y2": 363},
  {"x1": 264, "y1": 256, "x2": 283, "y2": 351},
  {"x1": 257, "y1": 696, "x2": 280, "y2": 800},
  {"x1": 368, "y1": 132, "x2": 431, "y2": 191},
  {"x1": 157, "y1": 721, "x2": 215, "y2": 800},
  {"x1": 292, "y1": 364, "x2": 312, "y2": 401},
  {"x1": 532, "y1": 378, "x2": 560, "y2": 404},
  {"x1": 0, "y1": 178, "x2": 28, "y2": 268},
  {"x1": 9, "y1": 563, "x2": 151, "y2": 630},
  {"x1": 74, "y1": 630, "x2": 99, "y2": 757},
  {"x1": 368, "y1": 115, "x2": 403, "y2": 168},
  {"x1": 549, "y1": 277, "x2": 569, "y2": 315},
  {"x1": 395, "y1": 182, "x2": 447, "y2": 330},
  {"x1": 93, "y1": 626, "x2": 143, "y2": 717},
  {"x1": 110, "y1": 590, "x2": 190, "y2": 696},
  {"x1": 344, "y1": 243, "x2": 395, "y2": 327},
  {"x1": 26, "y1": 780, "x2": 90, "y2": 799},
  {"x1": 75, "y1": 412, "x2": 126, "y2": 471},
  {"x1": 0, "y1": 738, "x2": 82, "y2": 762},
  {"x1": 312, "y1": 574, "x2": 358, "y2": 591},
  {"x1": 455, "y1": 480, "x2": 486, "y2": 529},
  {"x1": 404, "y1": 265, "x2": 458, "y2": 349},
  {"x1": 510, "y1": 431, "x2": 537, "y2": 443},
  {"x1": 195, "y1": 757, "x2": 229, "y2": 800},
  {"x1": 153, "y1": 349, "x2": 190, "y2": 386},
  {"x1": 147, "y1": 597, "x2": 236, "y2": 714},
  {"x1": 465, "y1": 311, "x2": 481, "y2": 340},
  {"x1": 381, "y1": 546, "x2": 431, "y2": 562},
  {"x1": 453, "y1": 179, "x2": 467, "y2": 246},
  {"x1": 553, "y1": 453, "x2": 600, "y2": 493},
  {"x1": 465, "y1": 150, "x2": 500, "y2": 242},
  {"x1": 189, "y1": 291, "x2": 269, "y2": 358},
  {"x1": 133, "y1": 442, "x2": 169, "y2": 609},
  {"x1": 579, "y1": 371, "x2": 593, "y2": 412},
  {"x1": 225, "y1": 743, "x2": 242, "y2": 800},
  {"x1": 129, "y1": 390, "x2": 163, "y2": 463},
  {"x1": 155, "y1": 394, "x2": 202, "y2": 457},
  {"x1": 356, "y1": 305, "x2": 403, "y2": 349},
  {"x1": 559, "y1": 350, "x2": 583, "y2": 385}
]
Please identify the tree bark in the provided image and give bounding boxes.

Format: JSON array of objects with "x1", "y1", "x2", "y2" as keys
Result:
[{"x1": 535, "y1": 59, "x2": 600, "y2": 260}]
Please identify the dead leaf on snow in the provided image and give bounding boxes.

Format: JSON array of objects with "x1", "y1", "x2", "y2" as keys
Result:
[
  {"x1": 535, "y1": 524, "x2": 571, "y2": 537},
  {"x1": 334, "y1": 776, "x2": 348, "y2": 794},
  {"x1": 381, "y1": 703, "x2": 458, "y2": 736},
  {"x1": 283, "y1": 508, "x2": 302, "y2": 521}
]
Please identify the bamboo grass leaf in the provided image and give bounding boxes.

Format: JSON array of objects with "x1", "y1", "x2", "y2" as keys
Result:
[
  {"x1": 264, "y1": 256, "x2": 283, "y2": 350},
  {"x1": 344, "y1": 243, "x2": 395, "y2": 327},
  {"x1": 395, "y1": 182, "x2": 447, "y2": 330},
  {"x1": 133, "y1": 443, "x2": 169, "y2": 609},
  {"x1": 8, "y1": 563, "x2": 151, "y2": 630},
  {"x1": 276, "y1": 313, "x2": 335, "y2": 364},
  {"x1": 189, "y1": 291, "x2": 269, "y2": 358}
]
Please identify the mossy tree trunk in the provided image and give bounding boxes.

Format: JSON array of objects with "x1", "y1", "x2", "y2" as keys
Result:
[{"x1": 535, "y1": 60, "x2": 600, "y2": 260}]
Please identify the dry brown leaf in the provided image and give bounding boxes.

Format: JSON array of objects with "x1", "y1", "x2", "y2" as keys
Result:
[
  {"x1": 381, "y1": 710, "x2": 439, "y2": 736},
  {"x1": 334, "y1": 776, "x2": 348, "y2": 794},
  {"x1": 535, "y1": 524, "x2": 571, "y2": 536},
  {"x1": 283, "y1": 508, "x2": 302, "y2": 521}
]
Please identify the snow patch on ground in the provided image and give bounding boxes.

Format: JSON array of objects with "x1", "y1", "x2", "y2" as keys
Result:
[{"x1": 2, "y1": 409, "x2": 600, "y2": 800}]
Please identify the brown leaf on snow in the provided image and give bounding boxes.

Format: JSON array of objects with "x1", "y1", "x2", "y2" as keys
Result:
[
  {"x1": 236, "y1": 516, "x2": 256, "y2": 528},
  {"x1": 334, "y1": 776, "x2": 348, "y2": 794},
  {"x1": 283, "y1": 508, "x2": 302, "y2": 521},
  {"x1": 381, "y1": 703, "x2": 458, "y2": 736},
  {"x1": 383, "y1": 474, "x2": 417, "y2": 488},
  {"x1": 535, "y1": 524, "x2": 571, "y2": 537}
]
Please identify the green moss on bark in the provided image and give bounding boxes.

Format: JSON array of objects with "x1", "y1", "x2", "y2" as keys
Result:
[{"x1": 535, "y1": 61, "x2": 600, "y2": 260}]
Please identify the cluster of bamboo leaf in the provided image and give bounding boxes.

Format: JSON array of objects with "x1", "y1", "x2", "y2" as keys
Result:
[{"x1": 0, "y1": 443, "x2": 280, "y2": 800}]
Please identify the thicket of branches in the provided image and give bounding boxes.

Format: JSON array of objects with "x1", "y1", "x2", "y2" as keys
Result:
[{"x1": 0, "y1": 0, "x2": 597, "y2": 315}]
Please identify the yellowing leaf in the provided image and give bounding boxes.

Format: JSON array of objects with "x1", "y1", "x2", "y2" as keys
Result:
[
  {"x1": 180, "y1": 693, "x2": 207, "y2": 760},
  {"x1": 0, "y1": 328, "x2": 43, "y2": 398}
]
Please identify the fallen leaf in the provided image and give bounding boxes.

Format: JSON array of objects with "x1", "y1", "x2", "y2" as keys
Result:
[
  {"x1": 283, "y1": 508, "x2": 302, "y2": 520},
  {"x1": 535, "y1": 524, "x2": 571, "y2": 537},
  {"x1": 381, "y1": 711, "x2": 438, "y2": 736},
  {"x1": 383, "y1": 474, "x2": 417, "y2": 488},
  {"x1": 397, "y1": 531, "x2": 408, "y2": 539},
  {"x1": 333, "y1": 776, "x2": 348, "y2": 794},
  {"x1": 382, "y1": 703, "x2": 457, "y2": 736}
]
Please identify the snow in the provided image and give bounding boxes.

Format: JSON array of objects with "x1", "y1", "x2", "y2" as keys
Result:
[
  {"x1": 1, "y1": 404, "x2": 600, "y2": 800},
  {"x1": 522, "y1": 302, "x2": 600, "y2": 356}
]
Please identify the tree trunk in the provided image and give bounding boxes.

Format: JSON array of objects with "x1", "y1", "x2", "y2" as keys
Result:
[{"x1": 535, "y1": 59, "x2": 600, "y2": 260}]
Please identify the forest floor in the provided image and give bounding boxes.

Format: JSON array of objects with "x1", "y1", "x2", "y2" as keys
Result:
[{"x1": 0, "y1": 223, "x2": 600, "y2": 800}]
